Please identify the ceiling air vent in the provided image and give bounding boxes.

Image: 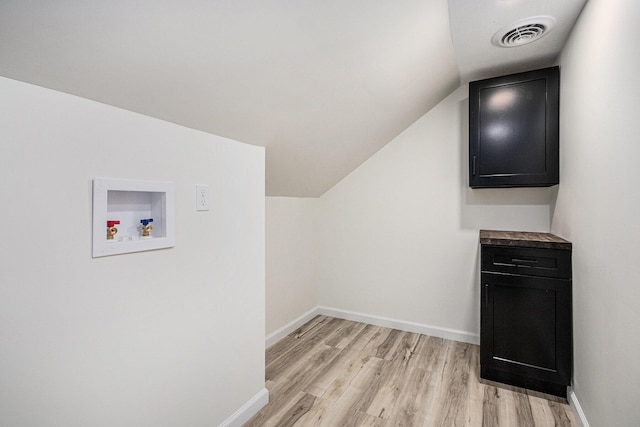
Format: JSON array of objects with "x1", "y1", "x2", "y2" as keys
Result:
[{"x1": 492, "y1": 16, "x2": 555, "y2": 48}]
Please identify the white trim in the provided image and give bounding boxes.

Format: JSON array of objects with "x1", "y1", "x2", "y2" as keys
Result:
[
  {"x1": 265, "y1": 306, "x2": 479, "y2": 349},
  {"x1": 317, "y1": 306, "x2": 480, "y2": 345},
  {"x1": 568, "y1": 388, "x2": 590, "y2": 427},
  {"x1": 218, "y1": 387, "x2": 269, "y2": 427},
  {"x1": 265, "y1": 307, "x2": 320, "y2": 348}
]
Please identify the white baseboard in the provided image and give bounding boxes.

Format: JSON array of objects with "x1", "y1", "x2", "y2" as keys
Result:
[
  {"x1": 265, "y1": 307, "x2": 320, "y2": 348},
  {"x1": 218, "y1": 387, "x2": 269, "y2": 427},
  {"x1": 266, "y1": 306, "x2": 479, "y2": 349},
  {"x1": 568, "y1": 388, "x2": 590, "y2": 427},
  {"x1": 318, "y1": 306, "x2": 479, "y2": 345}
]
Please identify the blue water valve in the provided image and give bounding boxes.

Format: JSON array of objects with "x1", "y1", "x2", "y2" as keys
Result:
[{"x1": 140, "y1": 218, "x2": 154, "y2": 237}]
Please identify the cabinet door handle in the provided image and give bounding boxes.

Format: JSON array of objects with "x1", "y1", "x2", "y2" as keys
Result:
[
  {"x1": 472, "y1": 156, "x2": 477, "y2": 176},
  {"x1": 484, "y1": 284, "x2": 489, "y2": 306}
]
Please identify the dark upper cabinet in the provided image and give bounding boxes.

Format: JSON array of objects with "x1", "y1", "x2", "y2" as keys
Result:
[{"x1": 469, "y1": 67, "x2": 559, "y2": 188}]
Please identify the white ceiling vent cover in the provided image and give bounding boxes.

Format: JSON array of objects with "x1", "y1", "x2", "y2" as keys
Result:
[{"x1": 492, "y1": 16, "x2": 556, "y2": 48}]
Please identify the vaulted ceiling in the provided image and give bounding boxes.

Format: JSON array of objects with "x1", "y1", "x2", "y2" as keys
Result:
[{"x1": 0, "y1": 0, "x2": 586, "y2": 196}]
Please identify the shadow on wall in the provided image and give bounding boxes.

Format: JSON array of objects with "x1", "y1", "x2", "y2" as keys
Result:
[
  {"x1": 457, "y1": 94, "x2": 553, "y2": 232},
  {"x1": 549, "y1": 185, "x2": 560, "y2": 227}
]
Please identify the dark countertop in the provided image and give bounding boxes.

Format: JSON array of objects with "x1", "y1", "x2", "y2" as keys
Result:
[{"x1": 480, "y1": 230, "x2": 572, "y2": 251}]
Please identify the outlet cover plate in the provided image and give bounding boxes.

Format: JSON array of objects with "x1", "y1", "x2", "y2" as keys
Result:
[{"x1": 196, "y1": 184, "x2": 210, "y2": 211}]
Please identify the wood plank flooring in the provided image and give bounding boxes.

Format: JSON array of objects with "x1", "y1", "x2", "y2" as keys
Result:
[{"x1": 244, "y1": 316, "x2": 577, "y2": 427}]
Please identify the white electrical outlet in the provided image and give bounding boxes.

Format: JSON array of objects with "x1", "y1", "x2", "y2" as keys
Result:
[{"x1": 196, "y1": 184, "x2": 210, "y2": 211}]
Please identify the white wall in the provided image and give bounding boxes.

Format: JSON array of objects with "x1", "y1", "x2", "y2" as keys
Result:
[
  {"x1": 553, "y1": 0, "x2": 640, "y2": 425},
  {"x1": 265, "y1": 197, "x2": 318, "y2": 336},
  {"x1": 317, "y1": 85, "x2": 551, "y2": 338},
  {"x1": 0, "y1": 77, "x2": 266, "y2": 427}
]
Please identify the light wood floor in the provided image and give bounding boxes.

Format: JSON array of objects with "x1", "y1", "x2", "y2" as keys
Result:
[{"x1": 245, "y1": 315, "x2": 577, "y2": 427}]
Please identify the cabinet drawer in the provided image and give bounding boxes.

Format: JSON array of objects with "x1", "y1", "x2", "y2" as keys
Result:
[{"x1": 481, "y1": 245, "x2": 571, "y2": 279}]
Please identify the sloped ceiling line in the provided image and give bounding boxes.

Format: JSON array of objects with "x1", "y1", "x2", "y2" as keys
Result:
[{"x1": 0, "y1": 0, "x2": 586, "y2": 196}]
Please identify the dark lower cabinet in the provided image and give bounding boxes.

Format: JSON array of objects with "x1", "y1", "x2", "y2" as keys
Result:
[{"x1": 480, "y1": 232, "x2": 572, "y2": 398}]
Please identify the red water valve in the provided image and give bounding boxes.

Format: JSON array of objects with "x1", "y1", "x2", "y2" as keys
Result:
[{"x1": 106, "y1": 220, "x2": 121, "y2": 240}]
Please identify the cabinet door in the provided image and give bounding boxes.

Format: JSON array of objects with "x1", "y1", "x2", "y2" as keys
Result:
[
  {"x1": 481, "y1": 272, "x2": 571, "y2": 385},
  {"x1": 469, "y1": 66, "x2": 559, "y2": 188}
]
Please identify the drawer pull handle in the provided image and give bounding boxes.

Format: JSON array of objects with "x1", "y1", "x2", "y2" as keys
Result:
[{"x1": 512, "y1": 258, "x2": 539, "y2": 265}]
